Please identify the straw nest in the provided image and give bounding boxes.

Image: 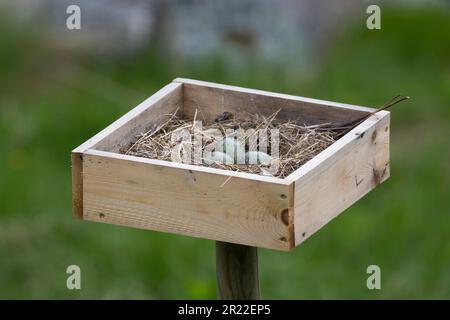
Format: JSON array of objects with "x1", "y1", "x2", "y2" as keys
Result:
[
  {"x1": 119, "y1": 107, "x2": 340, "y2": 178},
  {"x1": 119, "y1": 95, "x2": 409, "y2": 179}
]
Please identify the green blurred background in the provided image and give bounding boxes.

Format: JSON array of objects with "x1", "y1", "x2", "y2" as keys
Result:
[{"x1": 0, "y1": 1, "x2": 449, "y2": 299}]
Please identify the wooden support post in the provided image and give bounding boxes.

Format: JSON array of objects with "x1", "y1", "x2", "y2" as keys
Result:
[{"x1": 216, "y1": 241, "x2": 260, "y2": 300}]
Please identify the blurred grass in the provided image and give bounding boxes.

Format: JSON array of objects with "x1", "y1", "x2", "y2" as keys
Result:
[{"x1": 0, "y1": 8, "x2": 449, "y2": 299}]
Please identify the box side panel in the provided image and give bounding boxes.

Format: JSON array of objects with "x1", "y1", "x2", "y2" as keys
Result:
[
  {"x1": 293, "y1": 113, "x2": 390, "y2": 246},
  {"x1": 82, "y1": 152, "x2": 293, "y2": 251},
  {"x1": 92, "y1": 82, "x2": 183, "y2": 153},
  {"x1": 180, "y1": 80, "x2": 370, "y2": 126},
  {"x1": 71, "y1": 152, "x2": 83, "y2": 219}
]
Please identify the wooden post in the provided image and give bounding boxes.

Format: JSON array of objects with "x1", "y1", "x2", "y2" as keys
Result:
[{"x1": 216, "y1": 241, "x2": 260, "y2": 300}]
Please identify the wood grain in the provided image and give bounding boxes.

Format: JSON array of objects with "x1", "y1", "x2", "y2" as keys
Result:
[
  {"x1": 291, "y1": 111, "x2": 390, "y2": 246},
  {"x1": 71, "y1": 152, "x2": 83, "y2": 219},
  {"x1": 82, "y1": 150, "x2": 293, "y2": 251},
  {"x1": 175, "y1": 78, "x2": 373, "y2": 126},
  {"x1": 216, "y1": 241, "x2": 260, "y2": 300}
]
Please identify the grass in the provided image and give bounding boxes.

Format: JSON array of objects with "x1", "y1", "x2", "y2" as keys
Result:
[{"x1": 0, "y1": 8, "x2": 449, "y2": 299}]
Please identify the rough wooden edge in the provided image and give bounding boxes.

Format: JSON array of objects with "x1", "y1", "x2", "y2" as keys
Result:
[
  {"x1": 94, "y1": 84, "x2": 183, "y2": 152},
  {"x1": 291, "y1": 111, "x2": 390, "y2": 246},
  {"x1": 287, "y1": 181, "x2": 296, "y2": 249},
  {"x1": 173, "y1": 77, "x2": 376, "y2": 114},
  {"x1": 72, "y1": 82, "x2": 182, "y2": 153},
  {"x1": 70, "y1": 82, "x2": 183, "y2": 220},
  {"x1": 71, "y1": 152, "x2": 83, "y2": 219}
]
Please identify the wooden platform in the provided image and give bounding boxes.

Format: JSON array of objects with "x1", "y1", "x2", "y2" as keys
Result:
[{"x1": 72, "y1": 78, "x2": 390, "y2": 251}]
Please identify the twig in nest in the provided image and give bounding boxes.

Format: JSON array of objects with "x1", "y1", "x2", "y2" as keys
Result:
[{"x1": 332, "y1": 95, "x2": 410, "y2": 138}]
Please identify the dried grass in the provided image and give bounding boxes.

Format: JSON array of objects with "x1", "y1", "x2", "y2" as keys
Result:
[
  {"x1": 118, "y1": 95, "x2": 409, "y2": 179},
  {"x1": 119, "y1": 108, "x2": 339, "y2": 178}
]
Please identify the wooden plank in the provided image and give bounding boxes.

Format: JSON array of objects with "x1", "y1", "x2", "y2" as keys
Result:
[
  {"x1": 86, "y1": 150, "x2": 288, "y2": 185},
  {"x1": 174, "y1": 78, "x2": 373, "y2": 125},
  {"x1": 291, "y1": 111, "x2": 390, "y2": 246},
  {"x1": 81, "y1": 149, "x2": 294, "y2": 251},
  {"x1": 216, "y1": 242, "x2": 260, "y2": 300},
  {"x1": 71, "y1": 152, "x2": 83, "y2": 219},
  {"x1": 72, "y1": 82, "x2": 182, "y2": 154}
]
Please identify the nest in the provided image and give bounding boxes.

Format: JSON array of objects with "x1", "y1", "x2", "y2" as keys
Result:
[
  {"x1": 119, "y1": 108, "x2": 340, "y2": 178},
  {"x1": 119, "y1": 95, "x2": 409, "y2": 179}
]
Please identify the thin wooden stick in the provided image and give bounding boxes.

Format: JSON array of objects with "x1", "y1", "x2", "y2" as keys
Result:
[{"x1": 333, "y1": 95, "x2": 410, "y2": 138}]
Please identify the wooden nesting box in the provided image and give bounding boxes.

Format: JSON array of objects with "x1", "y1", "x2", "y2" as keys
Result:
[{"x1": 72, "y1": 78, "x2": 390, "y2": 251}]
